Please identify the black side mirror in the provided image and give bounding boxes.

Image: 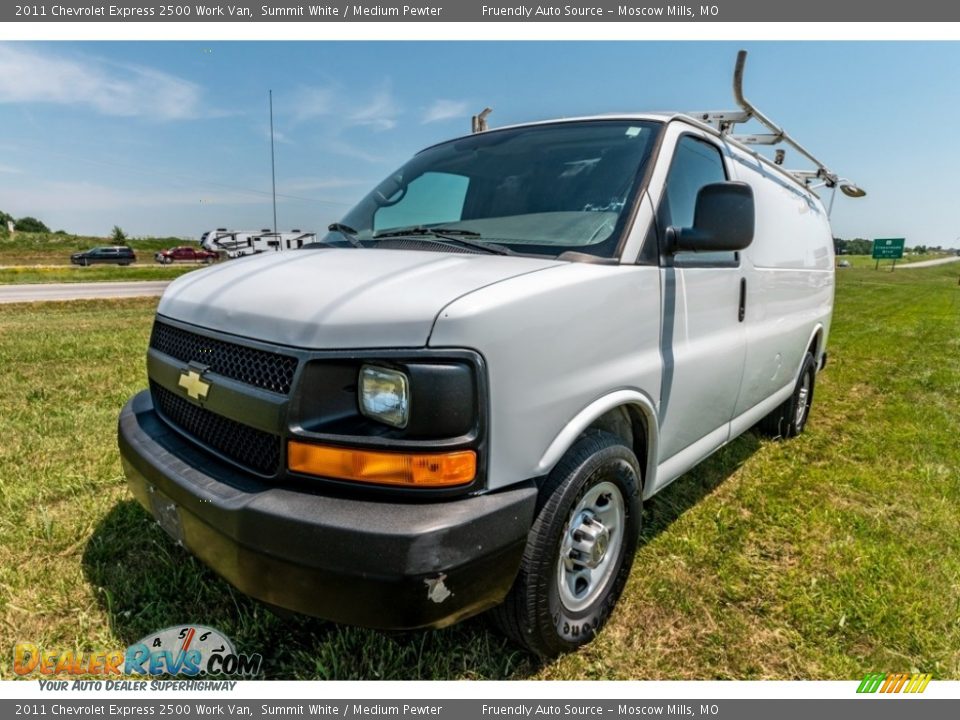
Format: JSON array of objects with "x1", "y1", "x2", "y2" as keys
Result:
[{"x1": 666, "y1": 181, "x2": 755, "y2": 253}]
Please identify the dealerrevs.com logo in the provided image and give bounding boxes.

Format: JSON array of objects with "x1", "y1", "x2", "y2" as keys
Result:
[{"x1": 13, "y1": 625, "x2": 262, "y2": 677}]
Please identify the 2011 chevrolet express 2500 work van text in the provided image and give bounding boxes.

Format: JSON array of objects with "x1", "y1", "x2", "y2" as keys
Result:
[{"x1": 118, "y1": 53, "x2": 865, "y2": 657}]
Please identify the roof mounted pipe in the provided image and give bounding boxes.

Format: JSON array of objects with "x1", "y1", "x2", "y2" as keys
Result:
[
  {"x1": 731, "y1": 50, "x2": 832, "y2": 183},
  {"x1": 471, "y1": 107, "x2": 492, "y2": 133}
]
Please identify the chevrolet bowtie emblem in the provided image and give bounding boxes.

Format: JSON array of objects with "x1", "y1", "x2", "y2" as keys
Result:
[{"x1": 178, "y1": 368, "x2": 211, "y2": 401}]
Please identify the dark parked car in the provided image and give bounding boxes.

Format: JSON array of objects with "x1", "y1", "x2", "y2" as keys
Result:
[
  {"x1": 70, "y1": 246, "x2": 136, "y2": 266},
  {"x1": 155, "y1": 246, "x2": 218, "y2": 264}
]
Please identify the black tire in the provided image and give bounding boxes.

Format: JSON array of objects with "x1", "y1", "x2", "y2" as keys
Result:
[
  {"x1": 492, "y1": 431, "x2": 642, "y2": 658},
  {"x1": 757, "y1": 352, "x2": 816, "y2": 439}
]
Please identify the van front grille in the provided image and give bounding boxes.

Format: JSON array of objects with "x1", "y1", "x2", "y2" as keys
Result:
[
  {"x1": 150, "y1": 320, "x2": 299, "y2": 395},
  {"x1": 151, "y1": 382, "x2": 281, "y2": 475}
]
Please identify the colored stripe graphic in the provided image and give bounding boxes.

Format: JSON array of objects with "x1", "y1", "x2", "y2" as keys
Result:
[
  {"x1": 857, "y1": 672, "x2": 931, "y2": 694},
  {"x1": 857, "y1": 673, "x2": 886, "y2": 693}
]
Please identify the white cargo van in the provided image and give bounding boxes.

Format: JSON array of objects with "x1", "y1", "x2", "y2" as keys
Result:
[{"x1": 119, "y1": 53, "x2": 863, "y2": 657}]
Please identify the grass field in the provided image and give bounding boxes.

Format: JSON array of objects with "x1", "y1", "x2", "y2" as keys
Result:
[
  {"x1": 0, "y1": 265, "x2": 199, "y2": 285},
  {"x1": 0, "y1": 232, "x2": 212, "y2": 284},
  {"x1": 1, "y1": 264, "x2": 958, "y2": 680}
]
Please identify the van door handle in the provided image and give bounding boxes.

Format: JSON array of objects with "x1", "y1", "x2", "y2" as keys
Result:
[{"x1": 738, "y1": 278, "x2": 747, "y2": 322}]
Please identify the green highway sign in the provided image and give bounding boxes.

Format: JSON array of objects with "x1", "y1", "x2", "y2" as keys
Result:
[{"x1": 873, "y1": 238, "x2": 905, "y2": 259}]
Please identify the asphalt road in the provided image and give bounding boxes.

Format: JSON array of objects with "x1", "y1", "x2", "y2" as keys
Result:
[{"x1": 0, "y1": 281, "x2": 170, "y2": 304}]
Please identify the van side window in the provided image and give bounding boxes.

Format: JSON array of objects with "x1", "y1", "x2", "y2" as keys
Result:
[{"x1": 661, "y1": 136, "x2": 736, "y2": 266}]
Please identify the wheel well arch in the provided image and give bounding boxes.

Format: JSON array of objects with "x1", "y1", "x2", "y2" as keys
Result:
[
  {"x1": 806, "y1": 327, "x2": 823, "y2": 362},
  {"x1": 802, "y1": 324, "x2": 825, "y2": 376},
  {"x1": 534, "y1": 391, "x2": 659, "y2": 493}
]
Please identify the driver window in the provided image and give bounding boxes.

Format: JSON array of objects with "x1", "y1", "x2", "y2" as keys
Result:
[
  {"x1": 374, "y1": 172, "x2": 470, "y2": 232},
  {"x1": 660, "y1": 135, "x2": 736, "y2": 266}
]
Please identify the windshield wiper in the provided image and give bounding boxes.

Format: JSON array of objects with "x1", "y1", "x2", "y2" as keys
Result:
[
  {"x1": 327, "y1": 223, "x2": 365, "y2": 248},
  {"x1": 372, "y1": 226, "x2": 513, "y2": 256}
]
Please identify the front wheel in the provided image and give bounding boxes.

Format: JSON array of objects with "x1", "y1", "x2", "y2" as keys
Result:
[{"x1": 492, "y1": 431, "x2": 641, "y2": 657}]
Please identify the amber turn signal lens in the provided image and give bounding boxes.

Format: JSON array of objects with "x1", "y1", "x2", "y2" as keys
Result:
[{"x1": 287, "y1": 441, "x2": 476, "y2": 487}]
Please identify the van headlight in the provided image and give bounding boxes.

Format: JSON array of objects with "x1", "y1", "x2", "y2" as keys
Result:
[{"x1": 359, "y1": 365, "x2": 409, "y2": 429}]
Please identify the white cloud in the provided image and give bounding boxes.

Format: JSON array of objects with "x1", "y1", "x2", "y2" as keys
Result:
[
  {"x1": 422, "y1": 99, "x2": 469, "y2": 124},
  {"x1": 324, "y1": 139, "x2": 385, "y2": 164},
  {"x1": 262, "y1": 125, "x2": 293, "y2": 145},
  {"x1": 349, "y1": 87, "x2": 399, "y2": 130},
  {"x1": 290, "y1": 86, "x2": 336, "y2": 123},
  {"x1": 0, "y1": 45, "x2": 206, "y2": 121},
  {"x1": 291, "y1": 83, "x2": 399, "y2": 131},
  {"x1": 0, "y1": 164, "x2": 20, "y2": 174}
]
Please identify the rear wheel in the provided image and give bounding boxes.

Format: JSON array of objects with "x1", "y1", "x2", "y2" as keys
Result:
[
  {"x1": 757, "y1": 352, "x2": 816, "y2": 438},
  {"x1": 492, "y1": 431, "x2": 641, "y2": 657}
]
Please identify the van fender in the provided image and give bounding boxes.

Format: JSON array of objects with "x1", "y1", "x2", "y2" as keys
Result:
[
  {"x1": 798, "y1": 323, "x2": 825, "y2": 378},
  {"x1": 534, "y1": 390, "x2": 660, "y2": 492}
]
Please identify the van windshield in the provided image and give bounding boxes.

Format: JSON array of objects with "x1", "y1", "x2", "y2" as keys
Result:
[{"x1": 332, "y1": 120, "x2": 661, "y2": 258}]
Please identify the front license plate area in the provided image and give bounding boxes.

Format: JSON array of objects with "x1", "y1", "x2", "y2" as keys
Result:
[{"x1": 149, "y1": 487, "x2": 184, "y2": 545}]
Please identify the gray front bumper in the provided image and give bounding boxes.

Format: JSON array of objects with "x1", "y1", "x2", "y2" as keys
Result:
[{"x1": 118, "y1": 390, "x2": 537, "y2": 629}]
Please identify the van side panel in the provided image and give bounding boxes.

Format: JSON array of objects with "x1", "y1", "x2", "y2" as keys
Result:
[
  {"x1": 429, "y1": 264, "x2": 662, "y2": 492},
  {"x1": 728, "y1": 148, "x2": 834, "y2": 417}
]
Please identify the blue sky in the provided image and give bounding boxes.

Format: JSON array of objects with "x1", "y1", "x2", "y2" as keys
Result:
[{"x1": 0, "y1": 41, "x2": 958, "y2": 247}]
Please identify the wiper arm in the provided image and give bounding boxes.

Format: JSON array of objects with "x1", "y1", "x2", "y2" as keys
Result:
[
  {"x1": 373, "y1": 226, "x2": 513, "y2": 256},
  {"x1": 374, "y1": 226, "x2": 481, "y2": 239},
  {"x1": 327, "y1": 223, "x2": 365, "y2": 248}
]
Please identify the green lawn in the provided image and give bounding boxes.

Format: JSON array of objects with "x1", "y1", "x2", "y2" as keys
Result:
[
  {"x1": 0, "y1": 264, "x2": 958, "y2": 680},
  {"x1": 0, "y1": 265, "x2": 200, "y2": 285}
]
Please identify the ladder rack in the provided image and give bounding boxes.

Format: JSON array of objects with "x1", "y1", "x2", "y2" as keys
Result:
[{"x1": 692, "y1": 50, "x2": 864, "y2": 201}]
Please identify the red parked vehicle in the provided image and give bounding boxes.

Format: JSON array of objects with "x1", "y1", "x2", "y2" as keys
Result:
[{"x1": 155, "y1": 246, "x2": 218, "y2": 264}]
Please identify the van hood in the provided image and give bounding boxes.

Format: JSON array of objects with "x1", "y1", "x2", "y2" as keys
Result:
[{"x1": 157, "y1": 247, "x2": 562, "y2": 349}]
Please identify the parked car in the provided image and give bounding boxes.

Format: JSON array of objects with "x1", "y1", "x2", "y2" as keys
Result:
[
  {"x1": 70, "y1": 246, "x2": 136, "y2": 266},
  {"x1": 118, "y1": 52, "x2": 864, "y2": 657},
  {"x1": 155, "y1": 246, "x2": 218, "y2": 264}
]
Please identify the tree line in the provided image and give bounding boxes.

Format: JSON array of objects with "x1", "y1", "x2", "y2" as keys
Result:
[{"x1": 1, "y1": 210, "x2": 127, "y2": 242}]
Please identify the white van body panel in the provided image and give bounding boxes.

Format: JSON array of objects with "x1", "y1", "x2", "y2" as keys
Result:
[
  {"x1": 429, "y1": 263, "x2": 662, "y2": 491},
  {"x1": 727, "y1": 144, "x2": 834, "y2": 418}
]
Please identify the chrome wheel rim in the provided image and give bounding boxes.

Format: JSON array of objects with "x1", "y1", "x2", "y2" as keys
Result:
[
  {"x1": 796, "y1": 372, "x2": 811, "y2": 426},
  {"x1": 556, "y1": 479, "x2": 625, "y2": 613}
]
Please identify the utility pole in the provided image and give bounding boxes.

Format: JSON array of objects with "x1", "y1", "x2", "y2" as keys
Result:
[{"x1": 269, "y1": 89, "x2": 278, "y2": 233}]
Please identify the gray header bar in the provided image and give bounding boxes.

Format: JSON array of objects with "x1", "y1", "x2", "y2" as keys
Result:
[
  {"x1": 4, "y1": 0, "x2": 958, "y2": 23},
  {"x1": 3, "y1": 699, "x2": 960, "y2": 719}
]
